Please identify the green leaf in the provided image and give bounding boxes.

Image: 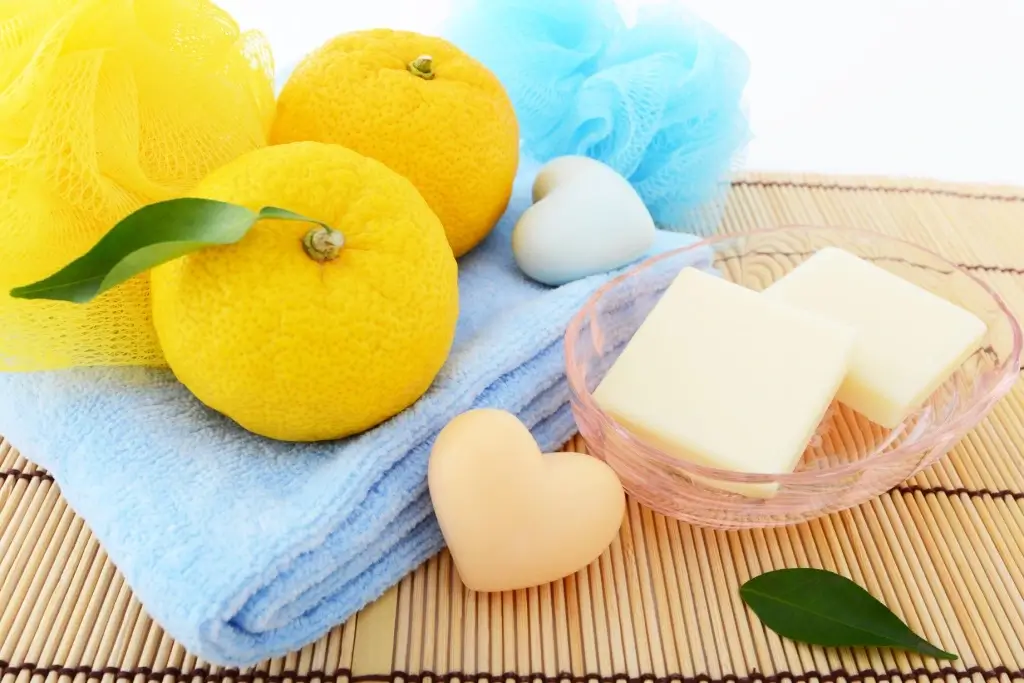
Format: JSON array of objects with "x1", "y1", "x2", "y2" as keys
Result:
[
  {"x1": 257, "y1": 206, "x2": 330, "y2": 227},
  {"x1": 740, "y1": 568, "x2": 957, "y2": 660},
  {"x1": 9, "y1": 198, "x2": 330, "y2": 304}
]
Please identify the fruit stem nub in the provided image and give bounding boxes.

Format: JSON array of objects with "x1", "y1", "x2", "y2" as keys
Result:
[
  {"x1": 408, "y1": 55, "x2": 435, "y2": 80},
  {"x1": 302, "y1": 226, "x2": 345, "y2": 262}
]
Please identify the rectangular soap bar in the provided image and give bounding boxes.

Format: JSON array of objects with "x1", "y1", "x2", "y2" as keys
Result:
[
  {"x1": 592, "y1": 267, "x2": 856, "y2": 497},
  {"x1": 763, "y1": 246, "x2": 987, "y2": 428}
]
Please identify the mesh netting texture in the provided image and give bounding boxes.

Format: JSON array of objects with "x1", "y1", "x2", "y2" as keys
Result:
[
  {"x1": 444, "y1": 0, "x2": 750, "y2": 235},
  {"x1": 0, "y1": 0, "x2": 276, "y2": 371}
]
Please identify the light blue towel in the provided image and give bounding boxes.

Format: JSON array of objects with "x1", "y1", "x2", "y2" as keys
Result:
[{"x1": 0, "y1": 159, "x2": 713, "y2": 667}]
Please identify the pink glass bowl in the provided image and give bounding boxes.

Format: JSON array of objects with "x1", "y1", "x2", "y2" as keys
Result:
[{"x1": 565, "y1": 225, "x2": 1022, "y2": 530}]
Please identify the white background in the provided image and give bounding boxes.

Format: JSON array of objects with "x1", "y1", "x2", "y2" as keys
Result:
[{"x1": 218, "y1": 0, "x2": 1024, "y2": 187}]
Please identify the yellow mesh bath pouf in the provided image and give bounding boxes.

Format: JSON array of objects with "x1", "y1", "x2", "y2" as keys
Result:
[{"x1": 0, "y1": 0, "x2": 276, "y2": 371}]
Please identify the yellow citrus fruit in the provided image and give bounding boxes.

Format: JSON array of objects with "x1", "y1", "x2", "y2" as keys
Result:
[
  {"x1": 149, "y1": 141, "x2": 459, "y2": 442},
  {"x1": 270, "y1": 29, "x2": 519, "y2": 258}
]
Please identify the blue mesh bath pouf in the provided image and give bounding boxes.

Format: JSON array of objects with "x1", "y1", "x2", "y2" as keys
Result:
[{"x1": 444, "y1": 0, "x2": 751, "y2": 236}]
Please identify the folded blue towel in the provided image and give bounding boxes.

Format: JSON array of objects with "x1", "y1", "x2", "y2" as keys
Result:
[{"x1": 0, "y1": 159, "x2": 713, "y2": 667}]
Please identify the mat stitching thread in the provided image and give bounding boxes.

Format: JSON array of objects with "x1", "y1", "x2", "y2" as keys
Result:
[
  {"x1": 733, "y1": 179, "x2": 1024, "y2": 203},
  {"x1": 962, "y1": 263, "x2": 1024, "y2": 275},
  {"x1": 4, "y1": 468, "x2": 1024, "y2": 502},
  {"x1": 718, "y1": 249, "x2": 1024, "y2": 277},
  {"x1": 894, "y1": 485, "x2": 1024, "y2": 501},
  {"x1": 0, "y1": 468, "x2": 52, "y2": 482},
  {"x1": 347, "y1": 668, "x2": 1022, "y2": 683},
  {"x1": 2, "y1": 662, "x2": 1023, "y2": 683}
]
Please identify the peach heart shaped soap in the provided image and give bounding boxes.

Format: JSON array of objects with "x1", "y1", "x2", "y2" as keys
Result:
[
  {"x1": 512, "y1": 156, "x2": 656, "y2": 286},
  {"x1": 428, "y1": 408, "x2": 626, "y2": 592}
]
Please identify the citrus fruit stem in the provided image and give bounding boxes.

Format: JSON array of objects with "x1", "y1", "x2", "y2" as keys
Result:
[
  {"x1": 302, "y1": 226, "x2": 345, "y2": 262},
  {"x1": 408, "y1": 55, "x2": 435, "y2": 80}
]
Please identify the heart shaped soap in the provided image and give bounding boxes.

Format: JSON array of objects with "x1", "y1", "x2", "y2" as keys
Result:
[
  {"x1": 512, "y1": 156, "x2": 656, "y2": 286},
  {"x1": 428, "y1": 408, "x2": 626, "y2": 592}
]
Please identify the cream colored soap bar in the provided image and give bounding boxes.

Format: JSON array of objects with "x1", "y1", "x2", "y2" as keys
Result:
[
  {"x1": 428, "y1": 409, "x2": 626, "y2": 593},
  {"x1": 763, "y1": 247, "x2": 987, "y2": 428},
  {"x1": 592, "y1": 267, "x2": 856, "y2": 497}
]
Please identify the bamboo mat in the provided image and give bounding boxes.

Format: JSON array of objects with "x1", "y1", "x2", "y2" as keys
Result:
[{"x1": 4, "y1": 173, "x2": 1024, "y2": 683}]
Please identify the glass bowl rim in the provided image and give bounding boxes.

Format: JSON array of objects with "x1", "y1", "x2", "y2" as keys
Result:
[{"x1": 563, "y1": 224, "x2": 1023, "y2": 485}]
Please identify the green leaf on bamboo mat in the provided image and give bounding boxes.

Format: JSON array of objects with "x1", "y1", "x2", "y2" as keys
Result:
[
  {"x1": 9, "y1": 199, "x2": 333, "y2": 304},
  {"x1": 739, "y1": 568, "x2": 957, "y2": 660}
]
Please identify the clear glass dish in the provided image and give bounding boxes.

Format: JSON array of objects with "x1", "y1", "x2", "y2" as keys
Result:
[{"x1": 565, "y1": 226, "x2": 1022, "y2": 529}]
